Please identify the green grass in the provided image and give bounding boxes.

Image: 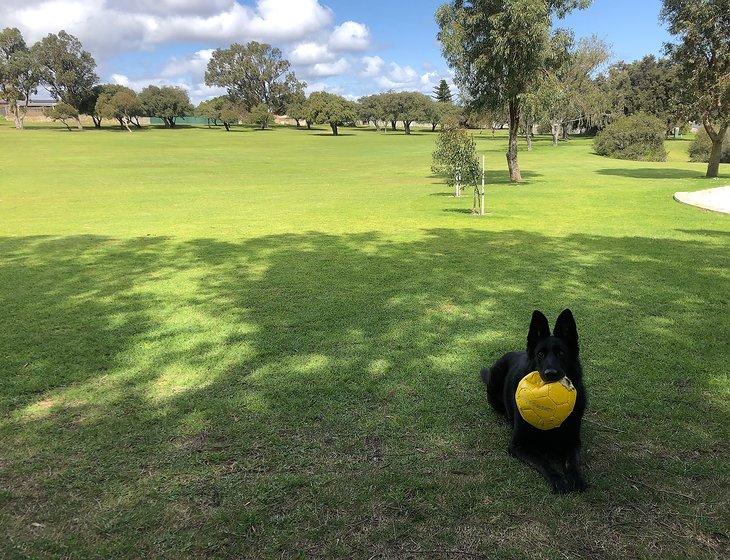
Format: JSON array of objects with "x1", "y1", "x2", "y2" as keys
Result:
[{"x1": 1, "y1": 121, "x2": 728, "y2": 559}]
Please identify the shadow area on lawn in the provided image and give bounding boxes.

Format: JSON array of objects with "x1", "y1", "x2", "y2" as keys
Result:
[{"x1": 0, "y1": 230, "x2": 727, "y2": 559}]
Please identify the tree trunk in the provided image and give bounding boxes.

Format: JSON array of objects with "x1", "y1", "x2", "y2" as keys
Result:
[
  {"x1": 306, "y1": 120, "x2": 312, "y2": 130},
  {"x1": 562, "y1": 122, "x2": 570, "y2": 141},
  {"x1": 404, "y1": 121, "x2": 411, "y2": 135},
  {"x1": 432, "y1": 122, "x2": 437, "y2": 132},
  {"x1": 75, "y1": 115, "x2": 84, "y2": 130},
  {"x1": 294, "y1": 118, "x2": 300, "y2": 127},
  {"x1": 123, "y1": 118, "x2": 132, "y2": 132},
  {"x1": 330, "y1": 123, "x2": 338, "y2": 136},
  {"x1": 131, "y1": 117, "x2": 142, "y2": 128},
  {"x1": 525, "y1": 119, "x2": 533, "y2": 151},
  {"x1": 11, "y1": 106, "x2": 23, "y2": 129},
  {"x1": 506, "y1": 100, "x2": 522, "y2": 182},
  {"x1": 705, "y1": 122, "x2": 728, "y2": 178},
  {"x1": 92, "y1": 116, "x2": 101, "y2": 128},
  {"x1": 224, "y1": 122, "x2": 230, "y2": 131},
  {"x1": 551, "y1": 122, "x2": 560, "y2": 146},
  {"x1": 391, "y1": 120, "x2": 396, "y2": 131}
]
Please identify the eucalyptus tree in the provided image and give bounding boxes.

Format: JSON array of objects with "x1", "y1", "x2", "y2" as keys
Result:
[
  {"x1": 0, "y1": 28, "x2": 41, "y2": 130},
  {"x1": 437, "y1": 0, "x2": 591, "y2": 181},
  {"x1": 205, "y1": 41, "x2": 303, "y2": 113},
  {"x1": 33, "y1": 31, "x2": 98, "y2": 130}
]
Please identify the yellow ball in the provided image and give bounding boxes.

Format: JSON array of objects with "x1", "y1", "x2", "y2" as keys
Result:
[{"x1": 516, "y1": 371, "x2": 577, "y2": 430}]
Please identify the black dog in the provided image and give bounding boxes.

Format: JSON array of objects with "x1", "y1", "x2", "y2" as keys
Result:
[{"x1": 482, "y1": 309, "x2": 587, "y2": 493}]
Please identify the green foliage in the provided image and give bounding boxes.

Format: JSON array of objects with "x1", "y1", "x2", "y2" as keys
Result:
[
  {"x1": 437, "y1": 0, "x2": 592, "y2": 180},
  {"x1": 43, "y1": 101, "x2": 79, "y2": 130},
  {"x1": 594, "y1": 113, "x2": 668, "y2": 161},
  {"x1": 688, "y1": 128, "x2": 730, "y2": 163},
  {"x1": 205, "y1": 41, "x2": 303, "y2": 113},
  {"x1": 196, "y1": 96, "x2": 245, "y2": 130},
  {"x1": 32, "y1": 31, "x2": 98, "y2": 115},
  {"x1": 431, "y1": 127, "x2": 481, "y2": 187},
  {"x1": 248, "y1": 102, "x2": 274, "y2": 129},
  {"x1": 661, "y1": 0, "x2": 729, "y2": 177},
  {"x1": 599, "y1": 56, "x2": 691, "y2": 134},
  {"x1": 139, "y1": 85, "x2": 192, "y2": 128},
  {"x1": 433, "y1": 79, "x2": 453, "y2": 102},
  {"x1": 303, "y1": 91, "x2": 357, "y2": 135},
  {"x1": 0, "y1": 27, "x2": 41, "y2": 129},
  {"x1": 95, "y1": 85, "x2": 142, "y2": 130}
]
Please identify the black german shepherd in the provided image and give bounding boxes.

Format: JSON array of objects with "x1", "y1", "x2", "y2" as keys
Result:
[{"x1": 482, "y1": 309, "x2": 587, "y2": 493}]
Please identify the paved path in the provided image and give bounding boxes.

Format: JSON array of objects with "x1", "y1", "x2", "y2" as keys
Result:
[{"x1": 674, "y1": 186, "x2": 730, "y2": 214}]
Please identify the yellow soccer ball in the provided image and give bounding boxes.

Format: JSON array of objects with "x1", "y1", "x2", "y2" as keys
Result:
[{"x1": 516, "y1": 371, "x2": 577, "y2": 430}]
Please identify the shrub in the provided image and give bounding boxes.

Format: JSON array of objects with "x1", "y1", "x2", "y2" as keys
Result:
[
  {"x1": 688, "y1": 128, "x2": 730, "y2": 163},
  {"x1": 594, "y1": 113, "x2": 667, "y2": 162}
]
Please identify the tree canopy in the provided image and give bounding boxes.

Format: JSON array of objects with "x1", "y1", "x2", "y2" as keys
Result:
[
  {"x1": 0, "y1": 27, "x2": 41, "y2": 129},
  {"x1": 33, "y1": 30, "x2": 98, "y2": 129},
  {"x1": 205, "y1": 41, "x2": 303, "y2": 113},
  {"x1": 139, "y1": 86, "x2": 192, "y2": 128},
  {"x1": 433, "y1": 79, "x2": 453, "y2": 102},
  {"x1": 303, "y1": 91, "x2": 357, "y2": 135},
  {"x1": 95, "y1": 85, "x2": 142, "y2": 131},
  {"x1": 661, "y1": 0, "x2": 729, "y2": 177},
  {"x1": 437, "y1": 0, "x2": 592, "y2": 181}
]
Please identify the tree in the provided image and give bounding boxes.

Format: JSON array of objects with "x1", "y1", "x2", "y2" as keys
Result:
[
  {"x1": 426, "y1": 100, "x2": 462, "y2": 131},
  {"x1": 437, "y1": 0, "x2": 591, "y2": 182},
  {"x1": 432, "y1": 127, "x2": 484, "y2": 213},
  {"x1": 139, "y1": 85, "x2": 192, "y2": 128},
  {"x1": 303, "y1": 91, "x2": 357, "y2": 136},
  {"x1": 661, "y1": 0, "x2": 728, "y2": 177},
  {"x1": 95, "y1": 85, "x2": 142, "y2": 131},
  {"x1": 44, "y1": 101, "x2": 79, "y2": 131},
  {"x1": 80, "y1": 85, "x2": 104, "y2": 128},
  {"x1": 433, "y1": 79, "x2": 453, "y2": 102},
  {"x1": 0, "y1": 28, "x2": 41, "y2": 130},
  {"x1": 205, "y1": 41, "x2": 302, "y2": 113},
  {"x1": 248, "y1": 102, "x2": 274, "y2": 130},
  {"x1": 394, "y1": 91, "x2": 432, "y2": 134},
  {"x1": 285, "y1": 88, "x2": 308, "y2": 127},
  {"x1": 539, "y1": 34, "x2": 609, "y2": 145},
  {"x1": 599, "y1": 56, "x2": 692, "y2": 137},
  {"x1": 196, "y1": 96, "x2": 245, "y2": 131},
  {"x1": 358, "y1": 94, "x2": 383, "y2": 129},
  {"x1": 33, "y1": 31, "x2": 98, "y2": 130}
]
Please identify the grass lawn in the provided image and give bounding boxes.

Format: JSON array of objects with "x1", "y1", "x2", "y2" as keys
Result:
[{"x1": 0, "y1": 121, "x2": 728, "y2": 559}]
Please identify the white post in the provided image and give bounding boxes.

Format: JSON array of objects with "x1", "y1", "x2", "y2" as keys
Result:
[{"x1": 480, "y1": 154, "x2": 486, "y2": 215}]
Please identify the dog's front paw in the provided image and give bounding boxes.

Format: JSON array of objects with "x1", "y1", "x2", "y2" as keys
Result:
[
  {"x1": 566, "y1": 470, "x2": 588, "y2": 492},
  {"x1": 549, "y1": 475, "x2": 571, "y2": 494}
]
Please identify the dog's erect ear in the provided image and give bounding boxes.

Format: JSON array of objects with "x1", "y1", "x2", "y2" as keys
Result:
[
  {"x1": 554, "y1": 309, "x2": 579, "y2": 355},
  {"x1": 527, "y1": 310, "x2": 550, "y2": 357}
]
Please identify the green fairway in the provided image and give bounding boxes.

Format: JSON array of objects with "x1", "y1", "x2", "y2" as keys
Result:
[{"x1": 1, "y1": 122, "x2": 728, "y2": 559}]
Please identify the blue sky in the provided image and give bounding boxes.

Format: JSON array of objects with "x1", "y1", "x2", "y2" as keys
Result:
[{"x1": 8, "y1": 0, "x2": 672, "y2": 103}]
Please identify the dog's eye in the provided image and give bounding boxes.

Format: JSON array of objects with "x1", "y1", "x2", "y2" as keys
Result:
[
  {"x1": 558, "y1": 350, "x2": 565, "y2": 357},
  {"x1": 537, "y1": 351, "x2": 545, "y2": 359}
]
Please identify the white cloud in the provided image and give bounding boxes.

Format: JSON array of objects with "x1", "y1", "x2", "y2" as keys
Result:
[
  {"x1": 7, "y1": 0, "x2": 334, "y2": 55},
  {"x1": 308, "y1": 58, "x2": 349, "y2": 77},
  {"x1": 329, "y1": 21, "x2": 370, "y2": 52},
  {"x1": 361, "y1": 56, "x2": 384, "y2": 77},
  {"x1": 289, "y1": 42, "x2": 335, "y2": 65},
  {"x1": 161, "y1": 49, "x2": 214, "y2": 78}
]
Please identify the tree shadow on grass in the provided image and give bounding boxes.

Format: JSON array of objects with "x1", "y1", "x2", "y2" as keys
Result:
[
  {"x1": 0, "y1": 230, "x2": 727, "y2": 559},
  {"x1": 596, "y1": 167, "x2": 706, "y2": 179}
]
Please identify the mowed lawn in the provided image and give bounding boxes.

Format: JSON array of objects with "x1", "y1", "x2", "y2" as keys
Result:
[{"x1": 0, "y1": 121, "x2": 728, "y2": 559}]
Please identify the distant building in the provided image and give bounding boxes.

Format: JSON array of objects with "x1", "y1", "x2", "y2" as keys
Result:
[{"x1": 0, "y1": 99, "x2": 57, "y2": 118}]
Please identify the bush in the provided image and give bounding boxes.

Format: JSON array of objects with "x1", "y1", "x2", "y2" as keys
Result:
[
  {"x1": 594, "y1": 113, "x2": 667, "y2": 162},
  {"x1": 688, "y1": 128, "x2": 730, "y2": 163}
]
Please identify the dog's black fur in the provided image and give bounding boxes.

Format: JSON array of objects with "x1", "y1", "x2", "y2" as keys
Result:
[{"x1": 481, "y1": 309, "x2": 587, "y2": 493}]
